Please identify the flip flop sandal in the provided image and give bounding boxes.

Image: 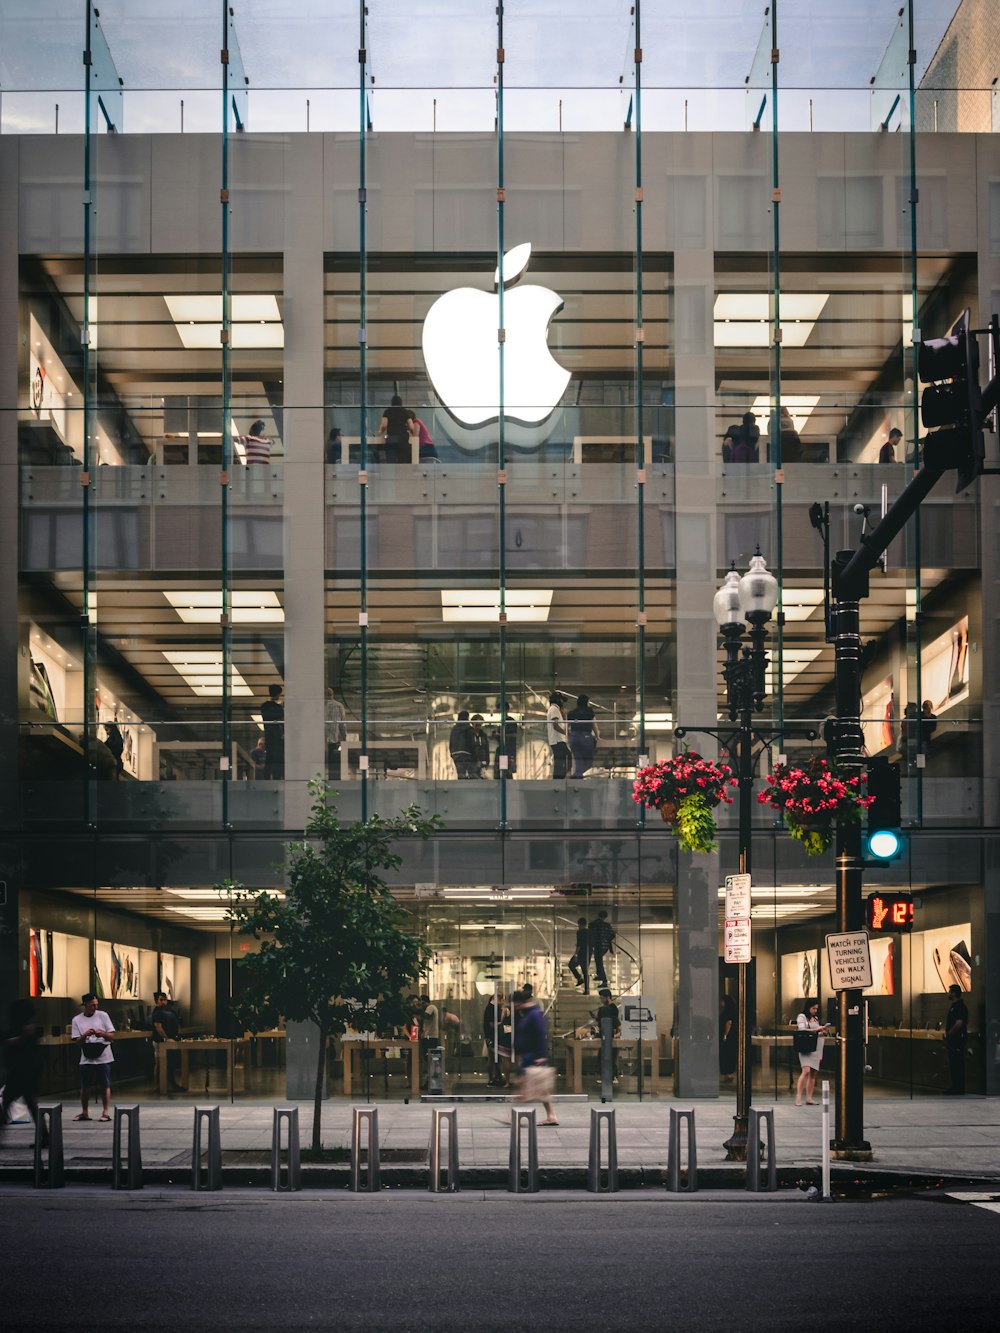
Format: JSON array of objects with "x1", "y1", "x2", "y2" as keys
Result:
[
  {"x1": 98, "y1": 1114, "x2": 112, "y2": 1122},
  {"x1": 73, "y1": 1114, "x2": 91, "y2": 1121}
]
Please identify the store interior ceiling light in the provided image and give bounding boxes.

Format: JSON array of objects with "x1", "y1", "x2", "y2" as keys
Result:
[
  {"x1": 163, "y1": 294, "x2": 283, "y2": 350},
  {"x1": 164, "y1": 888, "x2": 284, "y2": 900},
  {"x1": 764, "y1": 648, "x2": 822, "y2": 694},
  {"x1": 713, "y1": 294, "x2": 828, "y2": 348},
  {"x1": 162, "y1": 650, "x2": 252, "y2": 697},
  {"x1": 440, "y1": 589, "x2": 553, "y2": 623},
  {"x1": 781, "y1": 590, "x2": 825, "y2": 622},
  {"x1": 717, "y1": 885, "x2": 824, "y2": 900},
  {"x1": 164, "y1": 590, "x2": 285, "y2": 624},
  {"x1": 750, "y1": 394, "x2": 821, "y2": 434}
]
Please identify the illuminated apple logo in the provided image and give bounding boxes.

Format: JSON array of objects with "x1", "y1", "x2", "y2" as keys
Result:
[{"x1": 421, "y1": 243, "x2": 570, "y2": 428}]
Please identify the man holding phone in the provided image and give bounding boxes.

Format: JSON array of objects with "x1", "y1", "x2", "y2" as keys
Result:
[{"x1": 71, "y1": 992, "x2": 114, "y2": 1121}]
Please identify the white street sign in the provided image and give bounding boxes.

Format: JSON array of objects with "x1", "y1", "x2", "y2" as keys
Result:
[
  {"x1": 825, "y1": 931, "x2": 873, "y2": 991},
  {"x1": 724, "y1": 918, "x2": 752, "y2": 964},
  {"x1": 725, "y1": 873, "x2": 752, "y2": 920}
]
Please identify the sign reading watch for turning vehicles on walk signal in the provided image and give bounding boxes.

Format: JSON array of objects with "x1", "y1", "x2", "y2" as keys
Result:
[{"x1": 865, "y1": 891, "x2": 914, "y2": 934}]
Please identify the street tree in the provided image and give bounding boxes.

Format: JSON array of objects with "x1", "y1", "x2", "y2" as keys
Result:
[{"x1": 220, "y1": 779, "x2": 441, "y2": 1153}]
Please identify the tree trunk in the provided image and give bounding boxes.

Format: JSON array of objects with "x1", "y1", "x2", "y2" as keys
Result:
[{"x1": 312, "y1": 1024, "x2": 327, "y2": 1154}]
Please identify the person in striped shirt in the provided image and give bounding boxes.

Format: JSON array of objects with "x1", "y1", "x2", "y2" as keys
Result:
[{"x1": 242, "y1": 419, "x2": 271, "y2": 465}]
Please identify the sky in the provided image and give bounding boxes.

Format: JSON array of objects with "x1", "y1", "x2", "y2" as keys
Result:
[{"x1": 0, "y1": 0, "x2": 963, "y2": 135}]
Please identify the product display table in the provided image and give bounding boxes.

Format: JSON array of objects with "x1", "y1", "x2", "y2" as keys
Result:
[
  {"x1": 341, "y1": 1038, "x2": 420, "y2": 1097},
  {"x1": 155, "y1": 1038, "x2": 249, "y2": 1096},
  {"x1": 562, "y1": 1037, "x2": 659, "y2": 1094}
]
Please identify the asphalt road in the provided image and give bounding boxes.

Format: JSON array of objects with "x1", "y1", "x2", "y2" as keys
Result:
[{"x1": 2, "y1": 1189, "x2": 997, "y2": 1331}]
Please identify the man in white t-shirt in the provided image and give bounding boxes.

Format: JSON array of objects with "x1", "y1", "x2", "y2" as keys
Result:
[
  {"x1": 419, "y1": 994, "x2": 440, "y2": 1090},
  {"x1": 546, "y1": 693, "x2": 571, "y2": 779},
  {"x1": 70, "y1": 992, "x2": 115, "y2": 1121}
]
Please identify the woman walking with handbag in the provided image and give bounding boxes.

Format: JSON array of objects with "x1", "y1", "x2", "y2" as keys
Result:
[
  {"x1": 794, "y1": 999, "x2": 831, "y2": 1106},
  {"x1": 512, "y1": 990, "x2": 558, "y2": 1125}
]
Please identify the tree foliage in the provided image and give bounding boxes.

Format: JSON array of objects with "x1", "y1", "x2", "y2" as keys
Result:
[{"x1": 219, "y1": 779, "x2": 441, "y2": 1150}]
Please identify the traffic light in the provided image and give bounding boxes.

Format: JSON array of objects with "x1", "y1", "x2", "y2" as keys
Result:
[
  {"x1": 918, "y1": 309, "x2": 984, "y2": 492},
  {"x1": 865, "y1": 891, "x2": 914, "y2": 933},
  {"x1": 866, "y1": 756, "x2": 902, "y2": 861}
]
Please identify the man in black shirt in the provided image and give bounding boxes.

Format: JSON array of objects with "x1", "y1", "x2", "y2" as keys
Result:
[
  {"x1": 151, "y1": 991, "x2": 185, "y2": 1092},
  {"x1": 588, "y1": 910, "x2": 615, "y2": 986},
  {"x1": 261, "y1": 683, "x2": 285, "y2": 780},
  {"x1": 944, "y1": 983, "x2": 968, "y2": 1095},
  {"x1": 568, "y1": 916, "x2": 589, "y2": 991}
]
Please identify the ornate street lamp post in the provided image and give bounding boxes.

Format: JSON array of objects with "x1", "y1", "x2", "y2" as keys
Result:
[{"x1": 713, "y1": 550, "x2": 779, "y2": 1160}]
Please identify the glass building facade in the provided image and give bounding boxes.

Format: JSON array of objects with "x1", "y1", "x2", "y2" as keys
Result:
[{"x1": 1, "y1": 0, "x2": 998, "y2": 1105}]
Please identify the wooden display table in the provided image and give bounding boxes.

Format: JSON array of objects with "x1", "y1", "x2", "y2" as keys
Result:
[
  {"x1": 341, "y1": 1038, "x2": 420, "y2": 1097},
  {"x1": 155, "y1": 1038, "x2": 249, "y2": 1096},
  {"x1": 562, "y1": 1037, "x2": 660, "y2": 1094}
]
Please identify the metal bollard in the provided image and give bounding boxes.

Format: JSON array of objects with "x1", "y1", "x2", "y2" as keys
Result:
[
  {"x1": 508, "y1": 1106, "x2": 539, "y2": 1193},
  {"x1": 666, "y1": 1107, "x2": 697, "y2": 1192},
  {"x1": 112, "y1": 1105, "x2": 143, "y2": 1191},
  {"x1": 350, "y1": 1106, "x2": 381, "y2": 1192},
  {"x1": 426, "y1": 1046, "x2": 444, "y2": 1094},
  {"x1": 191, "y1": 1105, "x2": 222, "y2": 1192},
  {"x1": 428, "y1": 1106, "x2": 460, "y2": 1192},
  {"x1": 33, "y1": 1104, "x2": 64, "y2": 1189},
  {"x1": 746, "y1": 1108, "x2": 777, "y2": 1192},
  {"x1": 270, "y1": 1106, "x2": 301, "y2": 1192},
  {"x1": 587, "y1": 1106, "x2": 619, "y2": 1193}
]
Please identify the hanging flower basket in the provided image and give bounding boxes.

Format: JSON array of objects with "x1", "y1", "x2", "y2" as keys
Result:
[
  {"x1": 633, "y1": 751, "x2": 737, "y2": 854},
  {"x1": 757, "y1": 756, "x2": 874, "y2": 856}
]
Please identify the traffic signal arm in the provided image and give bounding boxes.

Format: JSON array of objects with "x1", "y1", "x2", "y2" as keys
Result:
[{"x1": 832, "y1": 465, "x2": 943, "y2": 602}]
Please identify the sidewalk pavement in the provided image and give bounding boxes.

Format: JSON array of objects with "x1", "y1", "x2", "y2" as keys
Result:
[{"x1": 2, "y1": 1095, "x2": 997, "y2": 1187}]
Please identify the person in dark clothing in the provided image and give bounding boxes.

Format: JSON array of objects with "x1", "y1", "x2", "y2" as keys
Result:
[
  {"x1": 588, "y1": 910, "x2": 615, "y2": 985},
  {"x1": 377, "y1": 394, "x2": 415, "y2": 464},
  {"x1": 261, "y1": 683, "x2": 285, "y2": 780},
  {"x1": 493, "y1": 719, "x2": 518, "y2": 779},
  {"x1": 511, "y1": 990, "x2": 558, "y2": 1124},
  {"x1": 778, "y1": 406, "x2": 802, "y2": 463},
  {"x1": 719, "y1": 992, "x2": 738, "y2": 1079},
  {"x1": 567, "y1": 694, "x2": 600, "y2": 778},
  {"x1": 483, "y1": 994, "x2": 507, "y2": 1087},
  {"x1": 730, "y1": 412, "x2": 759, "y2": 463},
  {"x1": 592, "y1": 988, "x2": 620, "y2": 1036},
  {"x1": 103, "y1": 722, "x2": 125, "y2": 778},
  {"x1": 467, "y1": 714, "x2": 490, "y2": 778},
  {"x1": 151, "y1": 990, "x2": 186, "y2": 1092},
  {"x1": 568, "y1": 916, "x2": 589, "y2": 991},
  {"x1": 326, "y1": 426, "x2": 343, "y2": 464},
  {"x1": 878, "y1": 426, "x2": 902, "y2": 464},
  {"x1": 0, "y1": 1000, "x2": 43, "y2": 1137},
  {"x1": 449, "y1": 710, "x2": 474, "y2": 778},
  {"x1": 943, "y1": 983, "x2": 968, "y2": 1094}
]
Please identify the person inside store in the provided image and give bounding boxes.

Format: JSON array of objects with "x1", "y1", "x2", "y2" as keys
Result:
[
  {"x1": 587, "y1": 910, "x2": 616, "y2": 986},
  {"x1": 377, "y1": 394, "x2": 415, "y2": 464},
  {"x1": 794, "y1": 998, "x2": 832, "y2": 1106},
  {"x1": 325, "y1": 686, "x2": 348, "y2": 778},
  {"x1": 778, "y1": 405, "x2": 803, "y2": 463},
  {"x1": 492, "y1": 718, "x2": 518, "y2": 779},
  {"x1": 467, "y1": 713, "x2": 491, "y2": 778},
  {"x1": 72, "y1": 992, "x2": 115, "y2": 1121},
  {"x1": 592, "y1": 986, "x2": 621, "y2": 1080},
  {"x1": 878, "y1": 426, "x2": 903, "y2": 464},
  {"x1": 151, "y1": 991, "x2": 186, "y2": 1093},
  {"x1": 483, "y1": 992, "x2": 508, "y2": 1088},
  {"x1": 943, "y1": 982, "x2": 968, "y2": 1095},
  {"x1": 249, "y1": 736, "x2": 267, "y2": 777},
  {"x1": 0, "y1": 999, "x2": 44, "y2": 1143},
  {"x1": 449, "y1": 710, "x2": 474, "y2": 779},
  {"x1": 728, "y1": 412, "x2": 759, "y2": 463},
  {"x1": 419, "y1": 994, "x2": 440, "y2": 1090},
  {"x1": 546, "y1": 692, "x2": 571, "y2": 779},
  {"x1": 325, "y1": 425, "x2": 343, "y2": 464},
  {"x1": 241, "y1": 419, "x2": 272, "y2": 466},
  {"x1": 103, "y1": 721, "x2": 125, "y2": 778},
  {"x1": 567, "y1": 916, "x2": 590, "y2": 991},
  {"x1": 567, "y1": 693, "x2": 600, "y2": 778},
  {"x1": 260, "y1": 682, "x2": 285, "y2": 780}
]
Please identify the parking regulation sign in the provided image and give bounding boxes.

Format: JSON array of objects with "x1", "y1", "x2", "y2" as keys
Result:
[{"x1": 724, "y1": 918, "x2": 752, "y2": 964}]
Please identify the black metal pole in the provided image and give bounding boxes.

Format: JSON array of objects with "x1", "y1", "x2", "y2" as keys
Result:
[
  {"x1": 829, "y1": 573, "x2": 872, "y2": 1158},
  {"x1": 724, "y1": 691, "x2": 754, "y2": 1161}
]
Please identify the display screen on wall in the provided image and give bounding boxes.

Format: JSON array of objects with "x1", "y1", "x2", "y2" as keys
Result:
[
  {"x1": 861, "y1": 674, "x2": 895, "y2": 756},
  {"x1": 780, "y1": 949, "x2": 819, "y2": 1010},
  {"x1": 94, "y1": 940, "x2": 142, "y2": 1000},
  {"x1": 912, "y1": 923, "x2": 973, "y2": 994},
  {"x1": 863, "y1": 934, "x2": 897, "y2": 997},
  {"x1": 922, "y1": 617, "x2": 969, "y2": 716}
]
